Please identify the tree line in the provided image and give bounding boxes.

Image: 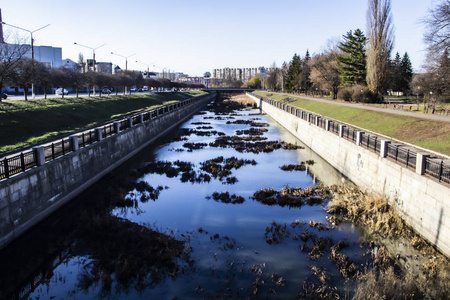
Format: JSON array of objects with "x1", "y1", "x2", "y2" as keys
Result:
[
  {"x1": 0, "y1": 43, "x2": 204, "y2": 101},
  {"x1": 262, "y1": 0, "x2": 449, "y2": 105}
]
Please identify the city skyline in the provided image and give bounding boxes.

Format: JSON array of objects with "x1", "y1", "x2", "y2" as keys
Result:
[{"x1": 1, "y1": 0, "x2": 434, "y2": 77}]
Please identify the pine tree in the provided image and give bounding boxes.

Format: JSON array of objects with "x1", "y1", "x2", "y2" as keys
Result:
[
  {"x1": 389, "y1": 52, "x2": 402, "y2": 92},
  {"x1": 400, "y1": 52, "x2": 413, "y2": 93},
  {"x1": 336, "y1": 29, "x2": 367, "y2": 87},
  {"x1": 299, "y1": 50, "x2": 312, "y2": 93},
  {"x1": 285, "y1": 54, "x2": 301, "y2": 92}
]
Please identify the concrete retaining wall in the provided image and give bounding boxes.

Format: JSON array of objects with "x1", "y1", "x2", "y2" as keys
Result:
[
  {"x1": 248, "y1": 93, "x2": 450, "y2": 257},
  {"x1": 0, "y1": 93, "x2": 215, "y2": 249}
]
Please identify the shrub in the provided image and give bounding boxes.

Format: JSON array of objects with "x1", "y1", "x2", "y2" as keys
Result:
[{"x1": 337, "y1": 87, "x2": 353, "y2": 101}]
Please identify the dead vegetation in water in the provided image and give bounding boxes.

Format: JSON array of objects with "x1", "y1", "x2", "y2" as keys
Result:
[
  {"x1": 182, "y1": 142, "x2": 208, "y2": 151},
  {"x1": 298, "y1": 266, "x2": 340, "y2": 300},
  {"x1": 200, "y1": 156, "x2": 257, "y2": 181},
  {"x1": 179, "y1": 128, "x2": 226, "y2": 137},
  {"x1": 209, "y1": 135, "x2": 303, "y2": 153},
  {"x1": 326, "y1": 185, "x2": 450, "y2": 299},
  {"x1": 326, "y1": 185, "x2": 408, "y2": 238},
  {"x1": 226, "y1": 120, "x2": 269, "y2": 127},
  {"x1": 235, "y1": 127, "x2": 268, "y2": 136},
  {"x1": 207, "y1": 192, "x2": 245, "y2": 204},
  {"x1": 265, "y1": 222, "x2": 290, "y2": 244},
  {"x1": 280, "y1": 160, "x2": 315, "y2": 171},
  {"x1": 252, "y1": 185, "x2": 331, "y2": 208}
]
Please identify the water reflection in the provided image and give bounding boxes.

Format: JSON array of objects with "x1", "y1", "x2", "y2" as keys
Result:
[{"x1": 1, "y1": 96, "x2": 367, "y2": 299}]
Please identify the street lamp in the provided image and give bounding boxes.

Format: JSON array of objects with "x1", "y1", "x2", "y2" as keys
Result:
[
  {"x1": 110, "y1": 52, "x2": 136, "y2": 71},
  {"x1": 135, "y1": 60, "x2": 156, "y2": 77},
  {"x1": 111, "y1": 52, "x2": 136, "y2": 94},
  {"x1": 74, "y1": 42, "x2": 106, "y2": 95},
  {"x1": 74, "y1": 42, "x2": 106, "y2": 72},
  {"x1": 2, "y1": 21, "x2": 50, "y2": 98}
]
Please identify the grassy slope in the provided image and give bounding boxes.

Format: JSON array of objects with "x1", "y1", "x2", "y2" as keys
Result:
[
  {"x1": 0, "y1": 91, "x2": 206, "y2": 153},
  {"x1": 253, "y1": 91, "x2": 450, "y2": 156}
]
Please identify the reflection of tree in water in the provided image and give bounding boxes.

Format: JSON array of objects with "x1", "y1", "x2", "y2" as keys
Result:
[{"x1": 74, "y1": 215, "x2": 189, "y2": 295}]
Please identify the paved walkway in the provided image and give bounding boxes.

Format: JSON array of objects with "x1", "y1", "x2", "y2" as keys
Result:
[{"x1": 278, "y1": 93, "x2": 450, "y2": 122}]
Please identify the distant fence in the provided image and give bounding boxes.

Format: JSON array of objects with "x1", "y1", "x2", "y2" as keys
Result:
[
  {"x1": 0, "y1": 94, "x2": 211, "y2": 181},
  {"x1": 257, "y1": 95, "x2": 450, "y2": 185}
]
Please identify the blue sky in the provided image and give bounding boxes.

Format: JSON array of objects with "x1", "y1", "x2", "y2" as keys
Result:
[{"x1": 1, "y1": 0, "x2": 435, "y2": 77}]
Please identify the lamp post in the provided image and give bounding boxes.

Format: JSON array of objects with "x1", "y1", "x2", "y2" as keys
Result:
[
  {"x1": 2, "y1": 21, "x2": 50, "y2": 98},
  {"x1": 111, "y1": 52, "x2": 136, "y2": 93},
  {"x1": 111, "y1": 52, "x2": 136, "y2": 71},
  {"x1": 74, "y1": 42, "x2": 106, "y2": 95},
  {"x1": 135, "y1": 60, "x2": 156, "y2": 78},
  {"x1": 74, "y1": 42, "x2": 106, "y2": 72}
]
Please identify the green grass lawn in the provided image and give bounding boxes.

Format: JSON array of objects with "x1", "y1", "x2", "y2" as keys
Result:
[
  {"x1": 253, "y1": 91, "x2": 450, "y2": 156},
  {"x1": 0, "y1": 91, "x2": 206, "y2": 153}
]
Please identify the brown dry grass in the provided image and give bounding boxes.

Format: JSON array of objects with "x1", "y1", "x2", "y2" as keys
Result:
[
  {"x1": 327, "y1": 185, "x2": 450, "y2": 299},
  {"x1": 326, "y1": 185, "x2": 408, "y2": 238}
]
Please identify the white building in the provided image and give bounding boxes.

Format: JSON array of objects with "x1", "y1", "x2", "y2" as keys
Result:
[{"x1": 25, "y1": 45, "x2": 63, "y2": 68}]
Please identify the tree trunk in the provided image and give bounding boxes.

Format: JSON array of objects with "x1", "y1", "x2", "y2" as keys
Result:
[{"x1": 23, "y1": 87, "x2": 28, "y2": 101}]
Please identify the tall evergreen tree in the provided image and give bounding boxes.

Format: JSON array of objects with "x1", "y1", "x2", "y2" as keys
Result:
[
  {"x1": 400, "y1": 52, "x2": 413, "y2": 93},
  {"x1": 389, "y1": 52, "x2": 402, "y2": 92},
  {"x1": 299, "y1": 50, "x2": 312, "y2": 93},
  {"x1": 336, "y1": 29, "x2": 367, "y2": 87},
  {"x1": 285, "y1": 54, "x2": 301, "y2": 92}
]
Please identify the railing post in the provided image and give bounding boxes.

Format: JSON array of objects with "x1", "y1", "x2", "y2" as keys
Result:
[
  {"x1": 356, "y1": 131, "x2": 365, "y2": 146},
  {"x1": 406, "y1": 149, "x2": 410, "y2": 167},
  {"x1": 114, "y1": 122, "x2": 120, "y2": 134},
  {"x1": 20, "y1": 153, "x2": 25, "y2": 172},
  {"x1": 416, "y1": 152, "x2": 430, "y2": 175},
  {"x1": 380, "y1": 140, "x2": 391, "y2": 158},
  {"x1": 4, "y1": 158, "x2": 9, "y2": 178},
  {"x1": 95, "y1": 128, "x2": 103, "y2": 141},
  {"x1": 33, "y1": 146, "x2": 45, "y2": 166},
  {"x1": 339, "y1": 125, "x2": 346, "y2": 137},
  {"x1": 139, "y1": 114, "x2": 144, "y2": 123},
  {"x1": 69, "y1": 135, "x2": 79, "y2": 151},
  {"x1": 127, "y1": 117, "x2": 133, "y2": 128},
  {"x1": 315, "y1": 116, "x2": 321, "y2": 126},
  {"x1": 325, "y1": 120, "x2": 331, "y2": 131},
  {"x1": 308, "y1": 113, "x2": 313, "y2": 123}
]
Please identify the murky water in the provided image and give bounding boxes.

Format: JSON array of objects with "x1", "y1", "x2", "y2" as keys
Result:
[{"x1": 1, "y1": 97, "x2": 371, "y2": 299}]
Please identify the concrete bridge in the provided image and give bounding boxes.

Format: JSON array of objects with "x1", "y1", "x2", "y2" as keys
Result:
[{"x1": 204, "y1": 88, "x2": 255, "y2": 95}]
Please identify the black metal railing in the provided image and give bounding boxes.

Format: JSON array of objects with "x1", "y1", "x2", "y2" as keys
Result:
[
  {"x1": 257, "y1": 94, "x2": 449, "y2": 185},
  {"x1": 425, "y1": 158, "x2": 450, "y2": 184},
  {"x1": 0, "y1": 94, "x2": 212, "y2": 181}
]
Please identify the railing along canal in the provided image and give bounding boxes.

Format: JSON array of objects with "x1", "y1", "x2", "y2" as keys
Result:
[
  {"x1": 0, "y1": 95, "x2": 209, "y2": 180},
  {"x1": 257, "y1": 94, "x2": 450, "y2": 185}
]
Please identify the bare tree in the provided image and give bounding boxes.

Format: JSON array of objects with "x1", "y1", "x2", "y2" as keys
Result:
[
  {"x1": 422, "y1": 0, "x2": 450, "y2": 58},
  {"x1": 51, "y1": 67, "x2": 72, "y2": 99},
  {"x1": 35, "y1": 62, "x2": 51, "y2": 98},
  {"x1": 9, "y1": 57, "x2": 36, "y2": 100},
  {"x1": 0, "y1": 33, "x2": 29, "y2": 101},
  {"x1": 309, "y1": 50, "x2": 341, "y2": 99},
  {"x1": 366, "y1": 0, "x2": 395, "y2": 96}
]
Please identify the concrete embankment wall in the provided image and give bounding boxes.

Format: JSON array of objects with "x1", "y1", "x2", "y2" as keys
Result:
[
  {"x1": 0, "y1": 93, "x2": 215, "y2": 249},
  {"x1": 248, "y1": 93, "x2": 450, "y2": 257}
]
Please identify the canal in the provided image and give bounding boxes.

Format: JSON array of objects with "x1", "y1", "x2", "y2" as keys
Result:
[{"x1": 1, "y1": 94, "x2": 373, "y2": 299}]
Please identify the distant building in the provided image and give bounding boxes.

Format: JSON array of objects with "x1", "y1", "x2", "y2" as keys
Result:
[
  {"x1": 26, "y1": 45, "x2": 63, "y2": 68},
  {"x1": 178, "y1": 76, "x2": 210, "y2": 88},
  {"x1": 213, "y1": 67, "x2": 267, "y2": 83},
  {"x1": 62, "y1": 58, "x2": 78, "y2": 70}
]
